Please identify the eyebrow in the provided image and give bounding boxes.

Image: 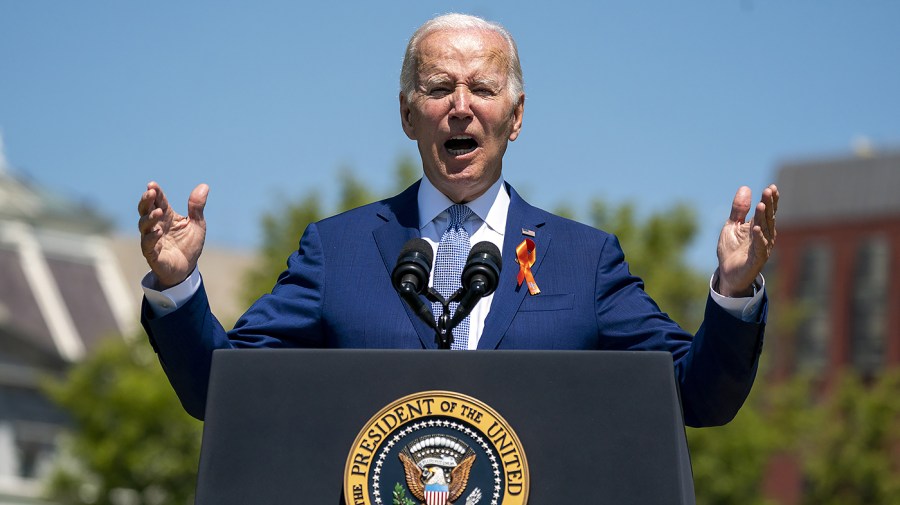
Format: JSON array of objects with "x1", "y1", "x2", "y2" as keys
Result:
[
  {"x1": 418, "y1": 75, "x2": 503, "y2": 90},
  {"x1": 419, "y1": 74, "x2": 452, "y2": 87},
  {"x1": 470, "y1": 77, "x2": 502, "y2": 89}
]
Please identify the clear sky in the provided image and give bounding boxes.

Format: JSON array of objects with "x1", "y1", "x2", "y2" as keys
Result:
[{"x1": 1, "y1": 1, "x2": 898, "y2": 271}]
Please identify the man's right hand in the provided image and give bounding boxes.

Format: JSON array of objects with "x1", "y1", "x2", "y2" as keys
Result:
[{"x1": 138, "y1": 181, "x2": 209, "y2": 290}]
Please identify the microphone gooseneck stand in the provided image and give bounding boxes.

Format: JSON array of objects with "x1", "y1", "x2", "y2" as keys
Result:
[{"x1": 423, "y1": 287, "x2": 461, "y2": 350}]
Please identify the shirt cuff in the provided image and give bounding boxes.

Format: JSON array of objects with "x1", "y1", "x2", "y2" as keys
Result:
[
  {"x1": 141, "y1": 267, "x2": 202, "y2": 317},
  {"x1": 709, "y1": 270, "x2": 765, "y2": 322}
]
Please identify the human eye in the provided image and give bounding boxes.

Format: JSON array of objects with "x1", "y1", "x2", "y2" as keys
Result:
[
  {"x1": 428, "y1": 86, "x2": 452, "y2": 97},
  {"x1": 471, "y1": 80, "x2": 500, "y2": 97},
  {"x1": 472, "y1": 87, "x2": 496, "y2": 97},
  {"x1": 421, "y1": 78, "x2": 452, "y2": 97}
]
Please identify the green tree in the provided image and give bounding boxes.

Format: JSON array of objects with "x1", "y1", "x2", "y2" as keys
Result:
[
  {"x1": 687, "y1": 389, "x2": 778, "y2": 505},
  {"x1": 575, "y1": 196, "x2": 785, "y2": 505},
  {"x1": 589, "y1": 199, "x2": 708, "y2": 330},
  {"x1": 241, "y1": 155, "x2": 419, "y2": 305},
  {"x1": 685, "y1": 367, "x2": 817, "y2": 505},
  {"x1": 44, "y1": 337, "x2": 202, "y2": 505},
  {"x1": 240, "y1": 192, "x2": 324, "y2": 304},
  {"x1": 687, "y1": 363, "x2": 900, "y2": 505},
  {"x1": 798, "y1": 371, "x2": 900, "y2": 505}
]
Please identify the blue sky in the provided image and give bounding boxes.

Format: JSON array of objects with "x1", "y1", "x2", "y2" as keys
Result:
[{"x1": 1, "y1": 1, "x2": 898, "y2": 271}]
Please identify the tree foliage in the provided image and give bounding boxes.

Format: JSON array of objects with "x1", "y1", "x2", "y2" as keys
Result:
[
  {"x1": 572, "y1": 197, "x2": 775, "y2": 504},
  {"x1": 241, "y1": 155, "x2": 419, "y2": 305},
  {"x1": 687, "y1": 367, "x2": 900, "y2": 505},
  {"x1": 687, "y1": 389, "x2": 778, "y2": 505},
  {"x1": 240, "y1": 191, "x2": 323, "y2": 305},
  {"x1": 43, "y1": 337, "x2": 202, "y2": 505},
  {"x1": 571, "y1": 197, "x2": 885, "y2": 505},
  {"x1": 798, "y1": 371, "x2": 900, "y2": 505},
  {"x1": 589, "y1": 199, "x2": 708, "y2": 331},
  {"x1": 686, "y1": 366, "x2": 812, "y2": 505}
]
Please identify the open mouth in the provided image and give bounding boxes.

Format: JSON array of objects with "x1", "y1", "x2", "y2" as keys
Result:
[{"x1": 444, "y1": 135, "x2": 478, "y2": 156}]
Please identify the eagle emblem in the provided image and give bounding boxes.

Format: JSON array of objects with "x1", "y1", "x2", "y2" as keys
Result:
[
  {"x1": 399, "y1": 435, "x2": 476, "y2": 505},
  {"x1": 344, "y1": 391, "x2": 529, "y2": 505}
]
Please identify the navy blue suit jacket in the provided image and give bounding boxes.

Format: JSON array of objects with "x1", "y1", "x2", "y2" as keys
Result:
[{"x1": 143, "y1": 182, "x2": 765, "y2": 425}]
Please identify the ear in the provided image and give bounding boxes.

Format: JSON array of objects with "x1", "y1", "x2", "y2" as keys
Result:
[
  {"x1": 508, "y1": 93, "x2": 525, "y2": 142},
  {"x1": 399, "y1": 92, "x2": 417, "y2": 140}
]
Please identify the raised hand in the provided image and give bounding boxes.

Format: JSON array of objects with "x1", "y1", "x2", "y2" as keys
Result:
[
  {"x1": 716, "y1": 184, "x2": 779, "y2": 297},
  {"x1": 138, "y1": 181, "x2": 209, "y2": 289}
]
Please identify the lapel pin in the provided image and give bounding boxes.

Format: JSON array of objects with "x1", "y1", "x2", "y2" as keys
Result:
[{"x1": 521, "y1": 228, "x2": 536, "y2": 237}]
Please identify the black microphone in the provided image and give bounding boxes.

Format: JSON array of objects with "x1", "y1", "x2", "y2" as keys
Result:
[
  {"x1": 449, "y1": 241, "x2": 502, "y2": 328},
  {"x1": 462, "y1": 241, "x2": 502, "y2": 296},
  {"x1": 392, "y1": 238, "x2": 436, "y2": 328}
]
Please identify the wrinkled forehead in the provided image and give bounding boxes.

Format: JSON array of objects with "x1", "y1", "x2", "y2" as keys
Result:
[{"x1": 415, "y1": 29, "x2": 510, "y2": 81}]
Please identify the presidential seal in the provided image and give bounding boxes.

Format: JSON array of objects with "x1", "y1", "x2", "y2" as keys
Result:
[{"x1": 344, "y1": 391, "x2": 529, "y2": 505}]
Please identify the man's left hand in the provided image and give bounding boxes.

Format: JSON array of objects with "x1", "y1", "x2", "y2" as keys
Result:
[{"x1": 716, "y1": 184, "x2": 779, "y2": 297}]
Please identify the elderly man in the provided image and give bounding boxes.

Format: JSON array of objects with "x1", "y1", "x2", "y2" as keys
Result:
[{"x1": 138, "y1": 14, "x2": 778, "y2": 425}]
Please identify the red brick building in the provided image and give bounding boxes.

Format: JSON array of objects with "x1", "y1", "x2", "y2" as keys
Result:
[
  {"x1": 771, "y1": 149, "x2": 900, "y2": 379},
  {"x1": 764, "y1": 149, "x2": 900, "y2": 503}
]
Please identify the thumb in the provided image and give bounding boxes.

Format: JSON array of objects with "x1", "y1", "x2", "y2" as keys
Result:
[
  {"x1": 728, "y1": 186, "x2": 752, "y2": 224},
  {"x1": 187, "y1": 183, "x2": 209, "y2": 222}
]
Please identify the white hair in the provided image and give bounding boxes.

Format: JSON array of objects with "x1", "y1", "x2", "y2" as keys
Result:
[{"x1": 400, "y1": 13, "x2": 524, "y2": 103}]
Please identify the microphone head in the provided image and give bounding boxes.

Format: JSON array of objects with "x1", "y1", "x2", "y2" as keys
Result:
[
  {"x1": 468, "y1": 241, "x2": 502, "y2": 271},
  {"x1": 391, "y1": 238, "x2": 434, "y2": 294},
  {"x1": 399, "y1": 238, "x2": 434, "y2": 265},
  {"x1": 462, "y1": 241, "x2": 502, "y2": 296}
]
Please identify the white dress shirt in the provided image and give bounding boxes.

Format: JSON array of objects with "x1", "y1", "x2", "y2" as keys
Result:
[{"x1": 416, "y1": 175, "x2": 508, "y2": 349}]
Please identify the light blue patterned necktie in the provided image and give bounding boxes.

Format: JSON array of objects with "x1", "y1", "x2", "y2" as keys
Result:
[{"x1": 432, "y1": 204, "x2": 473, "y2": 350}]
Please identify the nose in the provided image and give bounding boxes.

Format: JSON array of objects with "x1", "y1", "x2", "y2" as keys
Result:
[{"x1": 449, "y1": 86, "x2": 473, "y2": 119}]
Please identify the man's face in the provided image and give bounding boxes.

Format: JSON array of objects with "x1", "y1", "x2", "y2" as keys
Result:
[{"x1": 400, "y1": 29, "x2": 524, "y2": 204}]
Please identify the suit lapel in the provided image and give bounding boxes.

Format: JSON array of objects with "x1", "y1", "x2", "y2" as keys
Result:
[
  {"x1": 372, "y1": 181, "x2": 438, "y2": 349},
  {"x1": 478, "y1": 184, "x2": 551, "y2": 349}
]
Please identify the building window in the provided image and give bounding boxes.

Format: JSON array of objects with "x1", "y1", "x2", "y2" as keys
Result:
[
  {"x1": 795, "y1": 244, "x2": 832, "y2": 373},
  {"x1": 851, "y1": 237, "x2": 889, "y2": 375}
]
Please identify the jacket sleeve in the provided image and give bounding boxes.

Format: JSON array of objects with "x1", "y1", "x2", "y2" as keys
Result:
[
  {"x1": 592, "y1": 234, "x2": 765, "y2": 427},
  {"x1": 141, "y1": 223, "x2": 328, "y2": 419}
]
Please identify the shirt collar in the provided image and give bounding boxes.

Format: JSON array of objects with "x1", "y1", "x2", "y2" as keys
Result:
[{"x1": 417, "y1": 176, "x2": 508, "y2": 235}]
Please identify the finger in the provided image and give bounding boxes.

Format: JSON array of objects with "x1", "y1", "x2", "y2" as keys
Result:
[
  {"x1": 152, "y1": 181, "x2": 171, "y2": 214},
  {"x1": 187, "y1": 183, "x2": 209, "y2": 222},
  {"x1": 140, "y1": 223, "x2": 161, "y2": 254},
  {"x1": 139, "y1": 212, "x2": 165, "y2": 257},
  {"x1": 761, "y1": 184, "x2": 779, "y2": 242},
  {"x1": 752, "y1": 224, "x2": 769, "y2": 260},
  {"x1": 137, "y1": 187, "x2": 157, "y2": 216},
  {"x1": 729, "y1": 186, "x2": 752, "y2": 223},
  {"x1": 769, "y1": 184, "x2": 779, "y2": 215},
  {"x1": 138, "y1": 181, "x2": 169, "y2": 215},
  {"x1": 751, "y1": 201, "x2": 768, "y2": 237},
  {"x1": 763, "y1": 186, "x2": 774, "y2": 215},
  {"x1": 763, "y1": 187, "x2": 776, "y2": 232},
  {"x1": 137, "y1": 208, "x2": 164, "y2": 235}
]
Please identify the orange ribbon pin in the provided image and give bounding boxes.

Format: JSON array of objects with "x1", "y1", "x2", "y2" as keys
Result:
[{"x1": 515, "y1": 238, "x2": 541, "y2": 295}]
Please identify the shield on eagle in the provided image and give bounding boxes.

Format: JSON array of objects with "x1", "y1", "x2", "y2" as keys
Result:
[{"x1": 424, "y1": 483, "x2": 449, "y2": 505}]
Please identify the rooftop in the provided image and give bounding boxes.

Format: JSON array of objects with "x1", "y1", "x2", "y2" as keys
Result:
[{"x1": 776, "y1": 149, "x2": 900, "y2": 226}]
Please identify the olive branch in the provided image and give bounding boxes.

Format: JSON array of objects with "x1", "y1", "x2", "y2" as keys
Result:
[{"x1": 392, "y1": 483, "x2": 416, "y2": 505}]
